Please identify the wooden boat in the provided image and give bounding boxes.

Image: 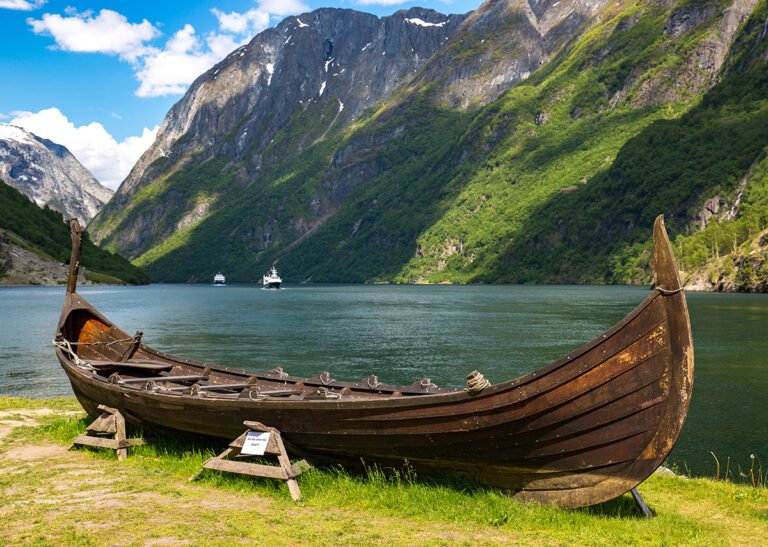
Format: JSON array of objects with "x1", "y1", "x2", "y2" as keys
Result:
[{"x1": 55, "y1": 216, "x2": 693, "y2": 509}]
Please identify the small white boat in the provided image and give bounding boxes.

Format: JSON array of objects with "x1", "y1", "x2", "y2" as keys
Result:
[
  {"x1": 262, "y1": 265, "x2": 281, "y2": 289},
  {"x1": 213, "y1": 273, "x2": 226, "y2": 286}
]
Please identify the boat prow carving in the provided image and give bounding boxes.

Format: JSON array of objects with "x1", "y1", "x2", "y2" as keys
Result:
[{"x1": 651, "y1": 214, "x2": 684, "y2": 294}]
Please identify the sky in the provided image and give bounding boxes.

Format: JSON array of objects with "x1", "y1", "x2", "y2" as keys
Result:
[{"x1": 0, "y1": 0, "x2": 482, "y2": 190}]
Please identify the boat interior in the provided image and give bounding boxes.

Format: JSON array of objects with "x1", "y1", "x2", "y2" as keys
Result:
[{"x1": 57, "y1": 304, "x2": 459, "y2": 402}]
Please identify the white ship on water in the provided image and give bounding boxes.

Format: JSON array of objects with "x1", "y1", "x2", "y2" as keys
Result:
[{"x1": 262, "y1": 266, "x2": 281, "y2": 289}]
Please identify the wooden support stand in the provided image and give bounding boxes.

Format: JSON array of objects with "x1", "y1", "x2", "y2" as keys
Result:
[
  {"x1": 190, "y1": 421, "x2": 310, "y2": 501},
  {"x1": 630, "y1": 487, "x2": 654, "y2": 518},
  {"x1": 71, "y1": 405, "x2": 147, "y2": 461}
]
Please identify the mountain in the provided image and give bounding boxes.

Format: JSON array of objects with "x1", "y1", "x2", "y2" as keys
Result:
[
  {"x1": 89, "y1": 7, "x2": 468, "y2": 261},
  {"x1": 480, "y1": 0, "x2": 768, "y2": 291},
  {"x1": 0, "y1": 123, "x2": 112, "y2": 224},
  {"x1": 0, "y1": 180, "x2": 148, "y2": 285},
  {"x1": 90, "y1": 0, "x2": 767, "y2": 291}
]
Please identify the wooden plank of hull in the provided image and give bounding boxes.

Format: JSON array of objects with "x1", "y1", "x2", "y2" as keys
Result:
[
  {"x1": 318, "y1": 322, "x2": 671, "y2": 434},
  {"x1": 63, "y1": 342, "x2": 668, "y2": 447},
  {"x1": 56, "y1": 215, "x2": 693, "y2": 508}
]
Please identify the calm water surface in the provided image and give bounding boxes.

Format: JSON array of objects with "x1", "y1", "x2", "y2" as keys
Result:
[{"x1": 0, "y1": 284, "x2": 765, "y2": 477}]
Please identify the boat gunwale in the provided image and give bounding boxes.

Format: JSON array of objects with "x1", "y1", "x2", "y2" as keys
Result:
[{"x1": 57, "y1": 286, "x2": 667, "y2": 411}]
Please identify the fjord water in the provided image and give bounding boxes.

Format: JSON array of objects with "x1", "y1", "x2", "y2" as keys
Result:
[{"x1": 0, "y1": 284, "x2": 765, "y2": 477}]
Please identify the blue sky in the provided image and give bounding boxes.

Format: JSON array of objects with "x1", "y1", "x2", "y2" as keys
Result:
[{"x1": 0, "y1": 0, "x2": 482, "y2": 188}]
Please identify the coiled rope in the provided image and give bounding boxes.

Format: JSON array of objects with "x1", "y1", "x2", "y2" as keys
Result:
[
  {"x1": 320, "y1": 371, "x2": 334, "y2": 385},
  {"x1": 317, "y1": 387, "x2": 341, "y2": 399},
  {"x1": 247, "y1": 387, "x2": 268, "y2": 401},
  {"x1": 465, "y1": 370, "x2": 491, "y2": 395},
  {"x1": 269, "y1": 367, "x2": 288, "y2": 378},
  {"x1": 367, "y1": 375, "x2": 381, "y2": 389}
]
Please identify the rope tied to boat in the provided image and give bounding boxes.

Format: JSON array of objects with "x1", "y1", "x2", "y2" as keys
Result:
[
  {"x1": 367, "y1": 375, "x2": 381, "y2": 389},
  {"x1": 317, "y1": 387, "x2": 341, "y2": 399},
  {"x1": 655, "y1": 285, "x2": 684, "y2": 295},
  {"x1": 248, "y1": 387, "x2": 268, "y2": 401},
  {"x1": 63, "y1": 336, "x2": 136, "y2": 346},
  {"x1": 53, "y1": 337, "x2": 96, "y2": 371},
  {"x1": 420, "y1": 378, "x2": 438, "y2": 391},
  {"x1": 269, "y1": 367, "x2": 288, "y2": 378},
  {"x1": 465, "y1": 370, "x2": 491, "y2": 395},
  {"x1": 320, "y1": 371, "x2": 334, "y2": 386}
]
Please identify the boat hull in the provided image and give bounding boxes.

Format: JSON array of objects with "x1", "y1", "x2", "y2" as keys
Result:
[{"x1": 55, "y1": 216, "x2": 693, "y2": 509}]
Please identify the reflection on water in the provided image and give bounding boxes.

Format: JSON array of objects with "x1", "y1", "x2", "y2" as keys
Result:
[
  {"x1": 678, "y1": 292, "x2": 768, "y2": 477},
  {"x1": 0, "y1": 284, "x2": 765, "y2": 477}
]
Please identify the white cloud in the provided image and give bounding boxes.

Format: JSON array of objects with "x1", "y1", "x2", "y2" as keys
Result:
[
  {"x1": 135, "y1": 25, "x2": 221, "y2": 98},
  {"x1": 27, "y1": 9, "x2": 159, "y2": 62},
  {"x1": 27, "y1": 3, "x2": 310, "y2": 100},
  {"x1": 211, "y1": 7, "x2": 270, "y2": 35},
  {"x1": 258, "y1": 0, "x2": 310, "y2": 16},
  {"x1": 0, "y1": 0, "x2": 46, "y2": 10},
  {"x1": 10, "y1": 108, "x2": 158, "y2": 190},
  {"x1": 353, "y1": 0, "x2": 409, "y2": 5},
  {"x1": 206, "y1": 32, "x2": 243, "y2": 60}
]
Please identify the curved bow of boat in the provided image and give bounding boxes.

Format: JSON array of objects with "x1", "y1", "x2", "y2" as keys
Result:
[
  {"x1": 65, "y1": 218, "x2": 82, "y2": 295},
  {"x1": 507, "y1": 215, "x2": 694, "y2": 508},
  {"x1": 639, "y1": 215, "x2": 695, "y2": 478}
]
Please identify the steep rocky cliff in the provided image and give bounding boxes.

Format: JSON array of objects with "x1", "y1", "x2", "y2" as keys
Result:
[
  {"x1": 90, "y1": 2, "x2": 611, "y2": 262},
  {"x1": 89, "y1": 0, "x2": 768, "y2": 288},
  {"x1": 90, "y1": 7, "x2": 466, "y2": 256},
  {"x1": 406, "y1": 0, "x2": 609, "y2": 108},
  {"x1": 0, "y1": 124, "x2": 112, "y2": 224}
]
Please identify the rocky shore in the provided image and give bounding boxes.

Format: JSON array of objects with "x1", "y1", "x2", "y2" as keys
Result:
[
  {"x1": 683, "y1": 231, "x2": 768, "y2": 293},
  {"x1": 0, "y1": 230, "x2": 87, "y2": 286}
]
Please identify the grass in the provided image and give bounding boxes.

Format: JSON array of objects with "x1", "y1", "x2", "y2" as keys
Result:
[
  {"x1": 1, "y1": 397, "x2": 767, "y2": 545},
  {"x1": 0, "y1": 396, "x2": 81, "y2": 412}
]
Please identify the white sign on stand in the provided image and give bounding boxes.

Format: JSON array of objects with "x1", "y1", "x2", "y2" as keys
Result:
[{"x1": 241, "y1": 430, "x2": 271, "y2": 456}]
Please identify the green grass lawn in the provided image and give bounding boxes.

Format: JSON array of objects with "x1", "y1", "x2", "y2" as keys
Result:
[{"x1": 1, "y1": 397, "x2": 766, "y2": 545}]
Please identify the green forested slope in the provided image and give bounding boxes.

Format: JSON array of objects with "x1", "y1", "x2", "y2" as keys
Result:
[
  {"x1": 480, "y1": 0, "x2": 768, "y2": 287},
  {"x1": 0, "y1": 181, "x2": 149, "y2": 284},
  {"x1": 485, "y1": 60, "x2": 768, "y2": 283}
]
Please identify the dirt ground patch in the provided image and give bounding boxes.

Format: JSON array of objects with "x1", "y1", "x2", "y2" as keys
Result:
[{"x1": 4, "y1": 442, "x2": 70, "y2": 461}]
